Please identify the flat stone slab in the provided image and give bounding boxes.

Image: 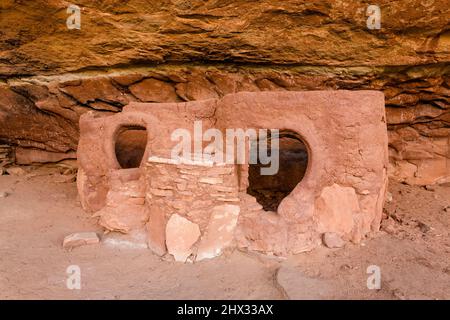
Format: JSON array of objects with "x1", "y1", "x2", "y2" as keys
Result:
[
  {"x1": 63, "y1": 232, "x2": 100, "y2": 250},
  {"x1": 165, "y1": 214, "x2": 200, "y2": 262},
  {"x1": 197, "y1": 205, "x2": 240, "y2": 261},
  {"x1": 276, "y1": 265, "x2": 334, "y2": 300}
]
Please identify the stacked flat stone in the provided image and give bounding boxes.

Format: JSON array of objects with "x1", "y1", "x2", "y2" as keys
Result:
[
  {"x1": 146, "y1": 155, "x2": 241, "y2": 262},
  {"x1": 0, "y1": 144, "x2": 13, "y2": 165}
]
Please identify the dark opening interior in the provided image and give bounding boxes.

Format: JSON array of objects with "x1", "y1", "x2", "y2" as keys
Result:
[
  {"x1": 114, "y1": 125, "x2": 147, "y2": 169},
  {"x1": 247, "y1": 130, "x2": 308, "y2": 212}
]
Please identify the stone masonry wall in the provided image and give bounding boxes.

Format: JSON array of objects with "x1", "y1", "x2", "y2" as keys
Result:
[
  {"x1": 146, "y1": 156, "x2": 239, "y2": 229},
  {"x1": 145, "y1": 156, "x2": 240, "y2": 262}
]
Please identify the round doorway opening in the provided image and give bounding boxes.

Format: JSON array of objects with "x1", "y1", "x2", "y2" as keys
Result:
[
  {"x1": 247, "y1": 130, "x2": 308, "y2": 212},
  {"x1": 114, "y1": 125, "x2": 148, "y2": 169}
]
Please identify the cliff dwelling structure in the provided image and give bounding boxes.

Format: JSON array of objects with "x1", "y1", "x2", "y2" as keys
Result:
[{"x1": 77, "y1": 91, "x2": 388, "y2": 261}]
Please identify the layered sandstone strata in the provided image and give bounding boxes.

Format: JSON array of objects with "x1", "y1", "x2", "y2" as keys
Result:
[
  {"x1": 0, "y1": 66, "x2": 448, "y2": 185},
  {"x1": 1, "y1": 0, "x2": 448, "y2": 75},
  {"x1": 0, "y1": 0, "x2": 448, "y2": 184}
]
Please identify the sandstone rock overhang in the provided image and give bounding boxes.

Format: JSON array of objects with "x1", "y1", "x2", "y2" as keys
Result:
[{"x1": 77, "y1": 90, "x2": 388, "y2": 260}]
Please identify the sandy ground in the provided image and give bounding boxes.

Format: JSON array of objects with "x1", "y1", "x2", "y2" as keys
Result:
[{"x1": 0, "y1": 166, "x2": 449, "y2": 300}]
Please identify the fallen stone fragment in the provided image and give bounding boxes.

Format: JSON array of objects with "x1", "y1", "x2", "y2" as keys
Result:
[
  {"x1": 165, "y1": 214, "x2": 200, "y2": 262},
  {"x1": 322, "y1": 232, "x2": 345, "y2": 248},
  {"x1": 386, "y1": 192, "x2": 393, "y2": 203},
  {"x1": 63, "y1": 232, "x2": 100, "y2": 250},
  {"x1": 380, "y1": 217, "x2": 399, "y2": 235},
  {"x1": 0, "y1": 191, "x2": 9, "y2": 198},
  {"x1": 6, "y1": 167, "x2": 27, "y2": 176},
  {"x1": 417, "y1": 221, "x2": 431, "y2": 233}
]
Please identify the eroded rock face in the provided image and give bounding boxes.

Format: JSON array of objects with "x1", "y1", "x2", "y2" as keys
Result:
[
  {"x1": 0, "y1": 1, "x2": 448, "y2": 185},
  {"x1": 1, "y1": 1, "x2": 449, "y2": 76},
  {"x1": 76, "y1": 90, "x2": 388, "y2": 259},
  {"x1": 0, "y1": 66, "x2": 448, "y2": 184}
]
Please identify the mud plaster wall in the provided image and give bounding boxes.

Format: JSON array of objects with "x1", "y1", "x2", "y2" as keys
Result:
[
  {"x1": 0, "y1": 0, "x2": 449, "y2": 185},
  {"x1": 77, "y1": 91, "x2": 388, "y2": 258}
]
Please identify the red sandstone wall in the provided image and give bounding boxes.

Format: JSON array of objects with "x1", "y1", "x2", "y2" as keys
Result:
[{"x1": 0, "y1": 0, "x2": 449, "y2": 184}]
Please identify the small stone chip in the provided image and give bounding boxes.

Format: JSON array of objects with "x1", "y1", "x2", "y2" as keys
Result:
[
  {"x1": 63, "y1": 232, "x2": 100, "y2": 250},
  {"x1": 386, "y1": 192, "x2": 393, "y2": 203},
  {"x1": 322, "y1": 232, "x2": 345, "y2": 248},
  {"x1": 417, "y1": 221, "x2": 431, "y2": 233}
]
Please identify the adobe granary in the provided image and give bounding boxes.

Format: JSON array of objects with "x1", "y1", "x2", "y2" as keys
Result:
[{"x1": 77, "y1": 90, "x2": 388, "y2": 262}]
